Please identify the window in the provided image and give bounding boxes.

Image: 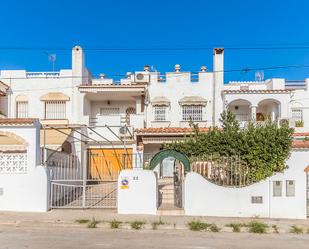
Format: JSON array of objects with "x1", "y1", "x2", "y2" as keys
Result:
[
  {"x1": 182, "y1": 105, "x2": 203, "y2": 121},
  {"x1": 16, "y1": 101, "x2": 28, "y2": 118},
  {"x1": 286, "y1": 180, "x2": 295, "y2": 197},
  {"x1": 154, "y1": 106, "x2": 167, "y2": 121},
  {"x1": 273, "y1": 181, "x2": 282, "y2": 197},
  {"x1": 45, "y1": 101, "x2": 66, "y2": 119},
  {"x1": 292, "y1": 109, "x2": 303, "y2": 127}
]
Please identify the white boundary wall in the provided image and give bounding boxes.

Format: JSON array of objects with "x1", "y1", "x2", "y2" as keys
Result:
[
  {"x1": 0, "y1": 121, "x2": 49, "y2": 212},
  {"x1": 185, "y1": 149, "x2": 309, "y2": 219},
  {"x1": 118, "y1": 169, "x2": 157, "y2": 215}
]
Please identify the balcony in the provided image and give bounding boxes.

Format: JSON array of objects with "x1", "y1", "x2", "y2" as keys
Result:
[{"x1": 87, "y1": 114, "x2": 144, "y2": 143}]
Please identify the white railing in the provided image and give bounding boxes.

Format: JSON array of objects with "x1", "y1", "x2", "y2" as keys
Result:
[{"x1": 26, "y1": 72, "x2": 60, "y2": 78}]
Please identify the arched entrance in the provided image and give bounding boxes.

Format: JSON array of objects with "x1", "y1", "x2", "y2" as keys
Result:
[
  {"x1": 149, "y1": 150, "x2": 190, "y2": 210},
  {"x1": 149, "y1": 149, "x2": 190, "y2": 171}
]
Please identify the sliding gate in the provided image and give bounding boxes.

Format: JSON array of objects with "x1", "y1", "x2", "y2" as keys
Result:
[{"x1": 46, "y1": 148, "x2": 132, "y2": 209}]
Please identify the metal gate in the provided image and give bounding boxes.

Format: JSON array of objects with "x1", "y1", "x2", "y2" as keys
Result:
[{"x1": 45, "y1": 148, "x2": 118, "y2": 209}]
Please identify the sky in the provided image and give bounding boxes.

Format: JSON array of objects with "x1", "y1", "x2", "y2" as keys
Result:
[{"x1": 0, "y1": 0, "x2": 308, "y2": 82}]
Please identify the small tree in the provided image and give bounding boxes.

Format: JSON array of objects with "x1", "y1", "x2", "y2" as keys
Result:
[{"x1": 165, "y1": 111, "x2": 293, "y2": 183}]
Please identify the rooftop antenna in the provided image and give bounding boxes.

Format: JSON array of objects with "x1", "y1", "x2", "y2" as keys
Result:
[
  {"x1": 255, "y1": 71, "x2": 264, "y2": 82},
  {"x1": 48, "y1": 54, "x2": 57, "y2": 72}
]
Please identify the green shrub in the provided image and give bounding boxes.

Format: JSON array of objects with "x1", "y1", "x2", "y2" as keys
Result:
[
  {"x1": 130, "y1": 221, "x2": 145, "y2": 230},
  {"x1": 75, "y1": 219, "x2": 90, "y2": 224},
  {"x1": 290, "y1": 225, "x2": 303, "y2": 234},
  {"x1": 272, "y1": 225, "x2": 279, "y2": 234},
  {"x1": 226, "y1": 223, "x2": 243, "y2": 232},
  {"x1": 87, "y1": 218, "x2": 99, "y2": 228},
  {"x1": 187, "y1": 221, "x2": 210, "y2": 231},
  {"x1": 110, "y1": 219, "x2": 121, "y2": 229},
  {"x1": 247, "y1": 221, "x2": 268, "y2": 234},
  {"x1": 151, "y1": 218, "x2": 165, "y2": 230},
  {"x1": 209, "y1": 223, "x2": 220, "y2": 232},
  {"x1": 295, "y1": 120, "x2": 304, "y2": 127},
  {"x1": 165, "y1": 111, "x2": 293, "y2": 183}
]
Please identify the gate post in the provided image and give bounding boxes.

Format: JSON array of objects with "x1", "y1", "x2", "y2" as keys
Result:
[{"x1": 82, "y1": 149, "x2": 87, "y2": 208}]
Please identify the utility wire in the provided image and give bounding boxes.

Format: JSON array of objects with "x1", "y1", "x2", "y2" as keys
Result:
[
  {"x1": 1, "y1": 45, "x2": 309, "y2": 51},
  {"x1": 1, "y1": 64, "x2": 309, "y2": 83}
]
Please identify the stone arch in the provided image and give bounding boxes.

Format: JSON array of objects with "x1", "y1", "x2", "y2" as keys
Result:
[
  {"x1": 149, "y1": 149, "x2": 190, "y2": 172},
  {"x1": 257, "y1": 98, "x2": 281, "y2": 121},
  {"x1": 227, "y1": 99, "x2": 252, "y2": 123}
]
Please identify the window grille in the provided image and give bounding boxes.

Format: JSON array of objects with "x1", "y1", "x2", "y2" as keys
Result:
[
  {"x1": 292, "y1": 109, "x2": 303, "y2": 122},
  {"x1": 100, "y1": 107, "x2": 120, "y2": 115},
  {"x1": 273, "y1": 181, "x2": 282, "y2": 197},
  {"x1": 154, "y1": 106, "x2": 167, "y2": 121},
  {"x1": 16, "y1": 101, "x2": 28, "y2": 118},
  {"x1": 182, "y1": 105, "x2": 203, "y2": 121},
  {"x1": 45, "y1": 101, "x2": 66, "y2": 120},
  {"x1": 286, "y1": 180, "x2": 295, "y2": 197}
]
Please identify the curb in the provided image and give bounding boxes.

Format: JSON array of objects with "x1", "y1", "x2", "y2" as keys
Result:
[{"x1": 1, "y1": 220, "x2": 308, "y2": 234}]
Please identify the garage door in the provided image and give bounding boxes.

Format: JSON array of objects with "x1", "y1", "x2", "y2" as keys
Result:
[{"x1": 88, "y1": 148, "x2": 133, "y2": 181}]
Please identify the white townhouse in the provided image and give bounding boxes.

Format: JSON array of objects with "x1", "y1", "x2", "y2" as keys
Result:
[{"x1": 0, "y1": 46, "x2": 309, "y2": 173}]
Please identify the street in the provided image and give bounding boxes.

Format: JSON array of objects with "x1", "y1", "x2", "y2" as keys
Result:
[{"x1": 0, "y1": 226, "x2": 308, "y2": 249}]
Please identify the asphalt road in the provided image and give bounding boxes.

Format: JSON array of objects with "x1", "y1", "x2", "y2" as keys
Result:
[{"x1": 0, "y1": 226, "x2": 308, "y2": 249}]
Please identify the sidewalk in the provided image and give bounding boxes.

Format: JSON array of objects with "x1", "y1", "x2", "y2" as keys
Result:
[{"x1": 1, "y1": 209, "x2": 309, "y2": 233}]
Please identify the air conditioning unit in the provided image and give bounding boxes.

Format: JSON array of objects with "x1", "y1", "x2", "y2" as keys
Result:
[
  {"x1": 119, "y1": 126, "x2": 133, "y2": 137},
  {"x1": 134, "y1": 72, "x2": 150, "y2": 83}
]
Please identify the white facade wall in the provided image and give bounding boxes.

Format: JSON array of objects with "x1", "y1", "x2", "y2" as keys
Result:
[
  {"x1": 147, "y1": 72, "x2": 215, "y2": 128},
  {"x1": 0, "y1": 122, "x2": 49, "y2": 212},
  {"x1": 185, "y1": 149, "x2": 309, "y2": 219},
  {"x1": 118, "y1": 169, "x2": 157, "y2": 215}
]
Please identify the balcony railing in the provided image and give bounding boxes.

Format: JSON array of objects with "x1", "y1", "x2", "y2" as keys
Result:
[{"x1": 26, "y1": 72, "x2": 60, "y2": 78}]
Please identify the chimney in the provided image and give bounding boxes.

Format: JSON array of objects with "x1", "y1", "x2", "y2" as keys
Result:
[
  {"x1": 212, "y1": 48, "x2": 224, "y2": 127},
  {"x1": 72, "y1": 45, "x2": 85, "y2": 85}
]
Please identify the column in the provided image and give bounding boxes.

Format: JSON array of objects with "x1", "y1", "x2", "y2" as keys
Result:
[{"x1": 251, "y1": 105, "x2": 257, "y2": 121}]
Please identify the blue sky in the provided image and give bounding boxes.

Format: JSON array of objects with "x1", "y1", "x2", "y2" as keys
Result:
[{"x1": 0, "y1": 0, "x2": 308, "y2": 82}]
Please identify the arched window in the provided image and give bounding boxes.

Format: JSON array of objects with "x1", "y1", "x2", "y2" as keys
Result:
[{"x1": 125, "y1": 107, "x2": 136, "y2": 125}]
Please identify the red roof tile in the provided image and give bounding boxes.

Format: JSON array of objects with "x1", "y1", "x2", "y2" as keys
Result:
[
  {"x1": 0, "y1": 118, "x2": 38, "y2": 125},
  {"x1": 136, "y1": 127, "x2": 210, "y2": 134},
  {"x1": 292, "y1": 132, "x2": 309, "y2": 137},
  {"x1": 292, "y1": 140, "x2": 309, "y2": 149}
]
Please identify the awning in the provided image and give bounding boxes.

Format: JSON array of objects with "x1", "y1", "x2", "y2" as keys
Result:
[
  {"x1": 179, "y1": 96, "x2": 207, "y2": 106},
  {"x1": 40, "y1": 92, "x2": 70, "y2": 101},
  {"x1": 15, "y1": 95, "x2": 28, "y2": 102},
  {"x1": 151, "y1": 96, "x2": 170, "y2": 106},
  {"x1": 0, "y1": 133, "x2": 28, "y2": 152},
  {"x1": 40, "y1": 128, "x2": 72, "y2": 146}
]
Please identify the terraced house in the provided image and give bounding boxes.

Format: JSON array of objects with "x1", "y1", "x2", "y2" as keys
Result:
[{"x1": 0, "y1": 46, "x2": 309, "y2": 218}]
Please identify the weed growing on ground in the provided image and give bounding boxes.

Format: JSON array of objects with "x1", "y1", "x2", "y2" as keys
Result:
[
  {"x1": 226, "y1": 223, "x2": 243, "y2": 232},
  {"x1": 110, "y1": 219, "x2": 122, "y2": 229},
  {"x1": 151, "y1": 218, "x2": 165, "y2": 230},
  {"x1": 87, "y1": 218, "x2": 99, "y2": 228},
  {"x1": 209, "y1": 223, "x2": 220, "y2": 232},
  {"x1": 272, "y1": 225, "x2": 279, "y2": 234},
  {"x1": 187, "y1": 221, "x2": 211, "y2": 231},
  {"x1": 247, "y1": 221, "x2": 268, "y2": 234},
  {"x1": 130, "y1": 221, "x2": 145, "y2": 230},
  {"x1": 290, "y1": 225, "x2": 303, "y2": 234},
  {"x1": 75, "y1": 219, "x2": 90, "y2": 224}
]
